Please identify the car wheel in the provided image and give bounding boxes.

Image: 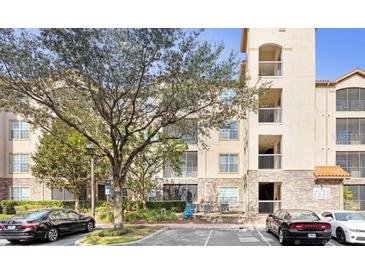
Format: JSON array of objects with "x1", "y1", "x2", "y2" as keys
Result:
[
  {"x1": 336, "y1": 228, "x2": 347, "y2": 245},
  {"x1": 86, "y1": 221, "x2": 94, "y2": 232},
  {"x1": 278, "y1": 229, "x2": 288, "y2": 245},
  {"x1": 47, "y1": 227, "x2": 59, "y2": 242}
]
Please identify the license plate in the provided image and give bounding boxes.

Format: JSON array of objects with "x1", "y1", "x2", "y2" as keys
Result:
[
  {"x1": 308, "y1": 233, "x2": 316, "y2": 238},
  {"x1": 7, "y1": 226, "x2": 16, "y2": 230}
]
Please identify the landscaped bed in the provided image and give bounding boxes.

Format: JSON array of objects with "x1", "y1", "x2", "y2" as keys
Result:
[{"x1": 78, "y1": 225, "x2": 164, "y2": 245}]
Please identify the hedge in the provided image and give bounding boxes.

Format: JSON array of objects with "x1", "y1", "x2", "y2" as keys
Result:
[{"x1": 0, "y1": 199, "x2": 186, "y2": 215}]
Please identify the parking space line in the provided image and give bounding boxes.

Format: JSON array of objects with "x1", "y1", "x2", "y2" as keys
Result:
[
  {"x1": 256, "y1": 229, "x2": 271, "y2": 246},
  {"x1": 204, "y1": 230, "x2": 213, "y2": 246},
  {"x1": 327, "y1": 242, "x2": 336, "y2": 246}
]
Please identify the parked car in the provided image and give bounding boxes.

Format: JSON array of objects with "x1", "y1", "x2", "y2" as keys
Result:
[
  {"x1": 0, "y1": 208, "x2": 95, "y2": 243},
  {"x1": 266, "y1": 209, "x2": 331, "y2": 245},
  {"x1": 320, "y1": 210, "x2": 365, "y2": 244}
]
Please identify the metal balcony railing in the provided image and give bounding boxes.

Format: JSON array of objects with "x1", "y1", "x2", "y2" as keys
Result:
[
  {"x1": 258, "y1": 154, "x2": 282, "y2": 169},
  {"x1": 258, "y1": 108, "x2": 282, "y2": 123},
  {"x1": 259, "y1": 61, "x2": 282, "y2": 77},
  {"x1": 164, "y1": 166, "x2": 198, "y2": 178},
  {"x1": 336, "y1": 132, "x2": 365, "y2": 145},
  {"x1": 258, "y1": 200, "x2": 282, "y2": 213}
]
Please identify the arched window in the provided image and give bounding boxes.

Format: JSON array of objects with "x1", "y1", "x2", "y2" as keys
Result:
[
  {"x1": 258, "y1": 44, "x2": 282, "y2": 77},
  {"x1": 336, "y1": 87, "x2": 365, "y2": 111}
]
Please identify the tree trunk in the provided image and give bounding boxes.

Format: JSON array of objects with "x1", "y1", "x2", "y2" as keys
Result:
[
  {"x1": 141, "y1": 192, "x2": 147, "y2": 210},
  {"x1": 113, "y1": 181, "x2": 123, "y2": 229},
  {"x1": 74, "y1": 195, "x2": 80, "y2": 212}
]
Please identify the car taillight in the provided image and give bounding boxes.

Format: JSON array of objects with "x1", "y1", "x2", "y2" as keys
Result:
[
  {"x1": 289, "y1": 223, "x2": 331, "y2": 230},
  {"x1": 19, "y1": 223, "x2": 39, "y2": 229}
]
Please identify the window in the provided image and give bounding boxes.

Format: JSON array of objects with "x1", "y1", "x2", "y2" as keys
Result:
[
  {"x1": 163, "y1": 121, "x2": 198, "y2": 145},
  {"x1": 336, "y1": 118, "x2": 365, "y2": 144},
  {"x1": 10, "y1": 154, "x2": 29, "y2": 173},
  {"x1": 10, "y1": 121, "x2": 30, "y2": 140},
  {"x1": 313, "y1": 187, "x2": 331, "y2": 200},
  {"x1": 219, "y1": 121, "x2": 238, "y2": 140},
  {"x1": 10, "y1": 187, "x2": 30, "y2": 200},
  {"x1": 219, "y1": 187, "x2": 238, "y2": 206},
  {"x1": 219, "y1": 154, "x2": 238, "y2": 173},
  {"x1": 163, "y1": 184, "x2": 197, "y2": 202},
  {"x1": 336, "y1": 88, "x2": 365, "y2": 111},
  {"x1": 336, "y1": 151, "x2": 365, "y2": 178},
  {"x1": 344, "y1": 185, "x2": 365, "y2": 210},
  {"x1": 163, "y1": 151, "x2": 198, "y2": 178}
]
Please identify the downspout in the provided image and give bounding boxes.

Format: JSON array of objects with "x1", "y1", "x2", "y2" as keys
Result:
[{"x1": 325, "y1": 82, "x2": 330, "y2": 165}]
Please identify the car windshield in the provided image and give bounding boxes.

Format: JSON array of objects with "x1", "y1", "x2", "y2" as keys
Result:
[
  {"x1": 334, "y1": 212, "x2": 365, "y2": 221},
  {"x1": 287, "y1": 211, "x2": 319, "y2": 221},
  {"x1": 13, "y1": 210, "x2": 48, "y2": 219}
]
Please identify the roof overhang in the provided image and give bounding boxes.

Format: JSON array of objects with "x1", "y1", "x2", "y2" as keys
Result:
[
  {"x1": 314, "y1": 165, "x2": 351, "y2": 179},
  {"x1": 316, "y1": 68, "x2": 365, "y2": 87},
  {"x1": 240, "y1": 28, "x2": 248, "y2": 53}
]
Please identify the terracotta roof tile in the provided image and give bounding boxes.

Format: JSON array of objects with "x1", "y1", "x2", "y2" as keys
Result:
[{"x1": 315, "y1": 166, "x2": 350, "y2": 178}]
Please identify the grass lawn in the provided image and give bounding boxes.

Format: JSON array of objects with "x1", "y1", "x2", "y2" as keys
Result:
[
  {"x1": 79, "y1": 225, "x2": 164, "y2": 245},
  {"x1": 0, "y1": 214, "x2": 14, "y2": 220}
]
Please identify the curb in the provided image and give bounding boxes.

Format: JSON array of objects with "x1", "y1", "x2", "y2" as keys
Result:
[{"x1": 74, "y1": 227, "x2": 168, "y2": 246}]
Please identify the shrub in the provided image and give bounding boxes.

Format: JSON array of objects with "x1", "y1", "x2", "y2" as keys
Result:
[
  {"x1": 124, "y1": 209, "x2": 178, "y2": 223},
  {"x1": 146, "y1": 200, "x2": 185, "y2": 212}
]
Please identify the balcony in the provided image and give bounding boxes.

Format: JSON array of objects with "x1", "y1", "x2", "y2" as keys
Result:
[
  {"x1": 259, "y1": 135, "x2": 282, "y2": 169},
  {"x1": 258, "y1": 200, "x2": 282, "y2": 214},
  {"x1": 258, "y1": 108, "x2": 282, "y2": 123},
  {"x1": 258, "y1": 154, "x2": 282, "y2": 169},
  {"x1": 259, "y1": 44, "x2": 282, "y2": 77},
  {"x1": 163, "y1": 151, "x2": 198, "y2": 178},
  {"x1": 259, "y1": 61, "x2": 282, "y2": 77},
  {"x1": 259, "y1": 89, "x2": 282, "y2": 123}
]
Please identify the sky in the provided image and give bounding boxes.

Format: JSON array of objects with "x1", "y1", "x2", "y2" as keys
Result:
[{"x1": 200, "y1": 28, "x2": 365, "y2": 80}]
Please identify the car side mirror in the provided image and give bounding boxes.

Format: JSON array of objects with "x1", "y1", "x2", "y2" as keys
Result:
[
  {"x1": 326, "y1": 217, "x2": 333, "y2": 222},
  {"x1": 268, "y1": 214, "x2": 273, "y2": 218}
]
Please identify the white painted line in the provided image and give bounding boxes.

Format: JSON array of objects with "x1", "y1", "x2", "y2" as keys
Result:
[
  {"x1": 327, "y1": 242, "x2": 336, "y2": 246},
  {"x1": 256, "y1": 229, "x2": 272, "y2": 246},
  {"x1": 204, "y1": 229, "x2": 213, "y2": 246}
]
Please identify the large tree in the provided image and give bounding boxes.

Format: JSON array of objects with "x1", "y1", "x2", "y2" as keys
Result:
[
  {"x1": 126, "y1": 137, "x2": 187, "y2": 209},
  {"x1": 31, "y1": 120, "x2": 110, "y2": 211},
  {"x1": 0, "y1": 29, "x2": 267, "y2": 228}
]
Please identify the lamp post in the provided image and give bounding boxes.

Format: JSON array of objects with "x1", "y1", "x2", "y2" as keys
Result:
[{"x1": 86, "y1": 143, "x2": 96, "y2": 218}]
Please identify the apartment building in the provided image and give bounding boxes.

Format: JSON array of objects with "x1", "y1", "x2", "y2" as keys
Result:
[
  {"x1": 157, "y1": 28, "x2": 363, "y2": 214},
  {"x1": 1, "y1": 28, "x2": 364, "y2": 214},
  {"x1": 0, "y1": 112, "x2": 52, "y2": 200}
]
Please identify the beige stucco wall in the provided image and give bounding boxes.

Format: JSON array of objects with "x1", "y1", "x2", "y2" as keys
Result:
[{"x1": 245, "y1": 28, "x2": 316, "y2": 171}]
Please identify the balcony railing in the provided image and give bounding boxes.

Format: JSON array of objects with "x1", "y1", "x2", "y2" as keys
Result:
[
  {"x1": 259, "y1": 61, "x2": 282, "y2": 77},
  {"x1": 336, "y1": 133, "x2": 365, "y2": 145},
  {"x1": 258, "y1": 108, "x2": 282, "y2": 123},
  {"x1": 258, "y1": 200, "x2": 282, "y2": 213},
  {"x1": 163, "y1": 166, "x2": 198, "y2": 178},
  {"x1": 258, "y1": 154, "x2": 282, "y2": 169}
]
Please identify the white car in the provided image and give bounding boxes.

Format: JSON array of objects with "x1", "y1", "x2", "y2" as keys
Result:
[{"x1": 320, "y1": 210, "x2": 365, "y2": 244}]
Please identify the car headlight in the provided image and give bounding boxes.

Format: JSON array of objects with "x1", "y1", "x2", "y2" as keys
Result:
[{"x1": 349, "y1": 229, "x2": 360, "y2": 232}]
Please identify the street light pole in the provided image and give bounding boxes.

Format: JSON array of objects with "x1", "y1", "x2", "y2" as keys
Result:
[
  {"x1": 90, "y1": 155, "x2": 95, "y2": 218},
  {"x1": 86, "y1": 143, "x2": 96, "y2": 218}
]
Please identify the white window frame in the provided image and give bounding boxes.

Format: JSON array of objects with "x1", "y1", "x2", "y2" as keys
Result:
[
  {"x1": 10, "y1": 120, "x2": 30, "y2": 140},
  {"x1": 10, "y1": 187, "x2": 30, "y2": 201},
  {"x1": 219, "y1": 121, "x2": 239, "y2": 141},
  {"x1": 10, "y1": 153, "x2": 30, "y2": 173},
  {"x1": 219, "y1": 154, "x2": 238, "y2": 173},
  {"x1": 219, "y1": 187, "x2": 239, "y2": 206}
]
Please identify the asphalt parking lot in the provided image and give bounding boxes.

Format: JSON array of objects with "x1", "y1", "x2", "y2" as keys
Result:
[
  {"x1": 0, "y1": 227, "x2": 349, "y2": 246},
  {"x1": 132, "y1": 227, "x2": 345, "y2": 246}
]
